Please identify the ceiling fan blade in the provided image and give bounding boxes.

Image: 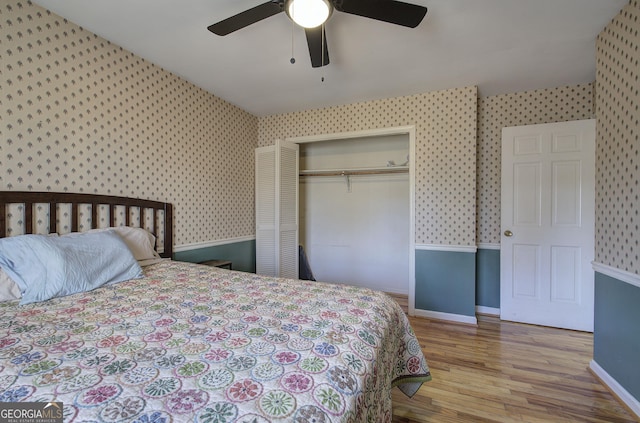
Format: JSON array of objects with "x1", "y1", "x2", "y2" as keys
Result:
[
  {"x1": 305, "y1": 26, "x2": 329, "y2": 68},
  {"x1": 208, "y1": 1, "x2": 283, "y2": 36},
  {"x1": 336, "y1": 0, "x2": 427, "y2": 28}
]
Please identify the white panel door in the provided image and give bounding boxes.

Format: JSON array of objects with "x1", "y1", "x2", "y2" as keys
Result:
[{"x1": 501, "y1": 119, "x2": 595, "y2": 331}]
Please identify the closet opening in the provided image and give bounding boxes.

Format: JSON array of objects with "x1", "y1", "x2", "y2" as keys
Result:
[{"x1": 291, "y1": 127, "x2": 416, "y2": 303}]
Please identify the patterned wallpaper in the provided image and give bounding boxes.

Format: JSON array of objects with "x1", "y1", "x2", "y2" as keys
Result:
[
  {"x1": 258, "y1": 87, "x2": 478, "y2": 247},
  {"x1": 476, "y1": 84, "x2": 594, "y2": 244},
  {"x1": 2, "y1": 0, "x2": 629, "y2": 258},
  {"x1": 259, "y1": 83, "x2": 595, "y2": 247},
  {"x1": 0, "y1": 1, "x2": 258, "y2": 246},
  {"x1": 595, "y1": 0, "x2": 639, "y2": 274}
]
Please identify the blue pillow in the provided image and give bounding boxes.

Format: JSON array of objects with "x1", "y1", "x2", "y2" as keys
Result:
[{"x1": 0, "y1": 231, "x2": 143, "y2": 305}]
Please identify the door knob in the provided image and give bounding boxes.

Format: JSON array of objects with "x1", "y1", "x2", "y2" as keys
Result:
[{"x1": 504, "y1": 230, "x2": 513, "y2": 237}]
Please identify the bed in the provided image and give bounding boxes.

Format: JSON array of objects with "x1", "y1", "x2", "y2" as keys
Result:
[{"x1": 0, "y1": 191, "x2": 431, "y2": 422}]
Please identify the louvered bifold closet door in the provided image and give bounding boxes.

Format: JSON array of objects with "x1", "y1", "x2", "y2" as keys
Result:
[
  {"x1": 278, "y1": 141, "x2": 299, "y2": 280},
  {"x1": 255, "y1": 146, "x2": 277, "y2": 276}
]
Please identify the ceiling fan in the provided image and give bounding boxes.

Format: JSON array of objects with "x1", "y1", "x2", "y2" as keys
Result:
[{"x1": 207, "y1": 0, "x2": 428, "y2": 68}]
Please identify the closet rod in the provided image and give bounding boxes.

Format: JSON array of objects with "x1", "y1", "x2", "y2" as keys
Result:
[{"x1": 299, "y1": 166, "x2": 409, "y2": 177}]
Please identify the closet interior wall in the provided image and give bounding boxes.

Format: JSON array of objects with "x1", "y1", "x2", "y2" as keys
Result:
[{"x1": 299, "y1": 134, "x2": 410, "y2": 294}]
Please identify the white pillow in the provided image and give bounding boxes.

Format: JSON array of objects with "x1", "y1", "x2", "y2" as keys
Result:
[
  {"x1": 87, "y1": 226, "x2": 161, "y2": 262},
  {"x1": 0, "y1": 269, "x2": 21, "y2": 302}
]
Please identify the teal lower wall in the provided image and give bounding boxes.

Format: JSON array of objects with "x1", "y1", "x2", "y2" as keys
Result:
[
  {"x1": 173, "y1": 239, "x2": 256, "y2": 273},
  {"x1": 476, "y1": 248, "x2": 500, "y2": 308},
  {"x1": 594, "y1": 272, "x2": 640, "y2": 402},
  {"x1": 177, "y1": 243, "x2": 497, "y2": 317},
  {"x1": 415, "y1": 249, "x2": 476, "y2": 317}
]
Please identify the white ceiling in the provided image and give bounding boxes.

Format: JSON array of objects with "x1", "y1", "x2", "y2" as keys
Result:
[{"x1": 32, "y1": 0, "x2": 626, "y2": 117}]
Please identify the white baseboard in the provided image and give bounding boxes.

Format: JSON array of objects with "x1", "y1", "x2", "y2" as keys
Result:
[
  {"x1": 476, "y1": 306, "x2": 500, "y2": 316},
  {"x1": 589, "y1": 360, "x2": 640, "y2": 418},
  {"x1": 412, "y1": 308, "x2": 477, "y2": 325}
]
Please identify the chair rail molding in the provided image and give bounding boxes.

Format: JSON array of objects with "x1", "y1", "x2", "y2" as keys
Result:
[
  {"x1": 592, "y1": 262, "x2": 640, "y2": 289},
  {"x1": 174, "y1": 235, "x2": 256, "y2": 253},
  {"x1": 415, "y1": 244, "x2": 477, "y2": 253}
]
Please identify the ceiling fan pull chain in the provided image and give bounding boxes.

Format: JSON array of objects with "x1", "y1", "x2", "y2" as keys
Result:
[
  {"x1": 321, "y1": 23, "x2": 326, "y2": 82},
  {"x1": 290, "y1": 17, "x2": 296, "y2": 64}
]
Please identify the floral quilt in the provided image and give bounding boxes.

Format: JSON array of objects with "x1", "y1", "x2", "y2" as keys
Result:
[{"x1": 0, "y1": 260, "x2": 430, "y2": 422}]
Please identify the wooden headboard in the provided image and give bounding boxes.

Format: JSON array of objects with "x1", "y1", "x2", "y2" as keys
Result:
[{"x1": 0, "y1": 191, "x2": 173, "y2": 258}]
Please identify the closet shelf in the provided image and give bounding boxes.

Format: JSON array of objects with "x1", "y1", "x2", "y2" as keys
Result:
[{"x1": 299, "y1": 166, "x2": 409, "y2": 177}]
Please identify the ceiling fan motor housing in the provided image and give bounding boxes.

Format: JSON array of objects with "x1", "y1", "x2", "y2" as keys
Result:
[{"x1": 285, "y1": 0, "x2": 334, "y2": 29}]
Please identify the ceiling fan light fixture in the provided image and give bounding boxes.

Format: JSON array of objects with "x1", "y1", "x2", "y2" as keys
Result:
[{"x1": 286, "y1": 0, "x2": 332, "y2": 28}]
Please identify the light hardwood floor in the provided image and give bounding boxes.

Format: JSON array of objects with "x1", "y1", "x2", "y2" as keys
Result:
[{"x1": 391, "y1": 313, "x2": 638, "y2": 422}]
